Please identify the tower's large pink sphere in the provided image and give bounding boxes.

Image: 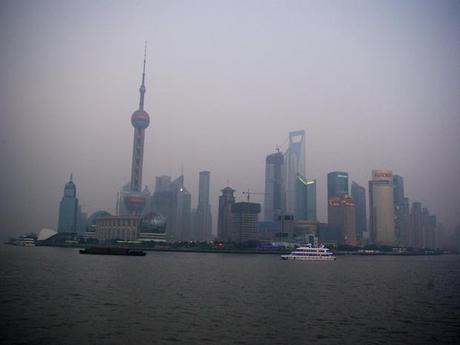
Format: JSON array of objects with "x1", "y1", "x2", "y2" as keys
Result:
[{"x1": 131, "y1": 110, "x2": 150, "y2": 129}]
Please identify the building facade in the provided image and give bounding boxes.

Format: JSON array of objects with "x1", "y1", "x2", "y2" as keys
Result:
[
  {"x1": 327, "y1": 171, "x2": 349, "y2": 200},
  {"x1": 351, "y1": 181, "x2": 366, "y2": 243},
  {"x1": 95, "y1": 216, "x2": 139, "y2": 242},
  {"x1": 264, "y1": 150, "x2": 284, "y2": 221},
  {"x1": 231, "y1": 202, "x2": 261, "y2": 243},
  {"x1": 369, "y1": 170, "x2": 395, "y2": 246},
  {"x1": 294, "y1": 175, "x2": 316, "y2": 222},
  {"x1": 409, "y1": 202, "x2": 423, "y2": 248},
  {"x1": 193, "y1": 171, "x2": 212, "y2": 240},
  {"x1": 393, "y1": 175, "x2": 409, "y2": 246},
  {"x1": 217, "y1": 187, "x2": 235, "y2": 241},
  {"x1": 328, "y1": 195, "x2": 357, "y2": 246},
  {"x1": 57, "y1": 175, "x2": 79, "y2": 233},
  {"x1": 284, "y1": 130, "x2": 306, "y2": 215}
]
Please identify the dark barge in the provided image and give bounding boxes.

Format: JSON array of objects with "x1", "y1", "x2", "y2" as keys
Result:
[{"x1": 79, "y1": 246, "x2": 146, "y2": 256}]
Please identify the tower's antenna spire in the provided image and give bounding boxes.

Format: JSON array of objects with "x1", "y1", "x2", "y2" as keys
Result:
[
  {"x1": 139, "y1": 41, "x2": 147, "y2": 111},
  {"x1": 70, "y1": 173, "x2": 73, "y2": 182}
]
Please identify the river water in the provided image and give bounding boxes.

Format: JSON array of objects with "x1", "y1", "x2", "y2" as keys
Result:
[{"x1": 1, "y1": 245, "x2": 459, "y2": 344}]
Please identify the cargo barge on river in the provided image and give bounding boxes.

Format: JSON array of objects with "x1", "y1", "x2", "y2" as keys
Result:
[{"x1": 79, "y1": 246, "x2": 146, "y2": 256}]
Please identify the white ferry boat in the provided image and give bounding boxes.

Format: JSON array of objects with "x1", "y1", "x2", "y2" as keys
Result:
[{"x1": 281, "y1": 244, "x2": 336, "y2": 261}]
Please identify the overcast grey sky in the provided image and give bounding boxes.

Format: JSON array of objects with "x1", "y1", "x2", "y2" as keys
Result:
[{"x1": 1, "y1": 0, "x2": 459, "y2": 239}]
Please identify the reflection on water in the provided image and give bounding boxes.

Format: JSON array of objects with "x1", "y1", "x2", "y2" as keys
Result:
[{"x1": 1, "y1": 245, "x2": 459, "y2": 345}]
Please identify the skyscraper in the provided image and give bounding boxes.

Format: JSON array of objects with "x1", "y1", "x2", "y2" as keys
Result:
[
  {"x1": 294, "y1": 175, "x2": 317, "y2": 221},
  {"x1": 351, "y1": 181, "x2": 366, "y2": 242},
  {"x1": 328, "y1": 194, "x2": 357, "y2": 246},
  {"x1": 151, "y1": 175, "x2": 188, "y2": 240},
  {"x1": 284, "y1": 130, "x2": 306, "y2": 215},
  {"x1": 369, "y1": 170, "x2": 395, "y2": 246},
  {"x1": 409, "y1": 202, "x2": 423, "y2": 248},
  {"x1": 231, "y1": 202, "x2": 261, "y2": 243},
  {"x1": 264, "y1": 150, "x2": 284, "y2": 221},
  {"x1": 123, "y1": 45, "x2": 151, "y2": 216},
  {"x1": 193, "y1": 171, "x2": 212, "y2": 240},
  {"x1": 393, "y1": 175, "x2": 408, "y2": 245},
  {"x1": 217, "y1": 187, "x2": 235, "y2": 241},
  {"x1": 327, "y1": 171, "x2": 349, "y2": 200},
  {"x1": 58, "y1": 174, "x2": 79, "y2": 233},
  {"x1": 175, "y1": 186, "x2": 192, "y2": 241}
]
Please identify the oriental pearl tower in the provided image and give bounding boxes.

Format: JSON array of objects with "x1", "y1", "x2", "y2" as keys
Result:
[{"x1": 124, "y1": 44, "x2": 150, "y2": 215}]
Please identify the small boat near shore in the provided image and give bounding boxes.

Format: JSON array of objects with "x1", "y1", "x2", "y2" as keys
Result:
[
  {"x1": 79, "y1": 246, "x2": 146, "y2": 256},
  {"x1": 281, "y1": 244, "x2": 336, "y2": 261}
]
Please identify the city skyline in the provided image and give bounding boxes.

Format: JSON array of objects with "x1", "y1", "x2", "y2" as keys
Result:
[{"x1": 1, "y1": 1, "x2": 459, "y2": 239}]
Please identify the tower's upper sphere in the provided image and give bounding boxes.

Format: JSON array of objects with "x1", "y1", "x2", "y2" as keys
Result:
[{"x1": 131, "y1": 110, "x2": 150, "y2": 129}]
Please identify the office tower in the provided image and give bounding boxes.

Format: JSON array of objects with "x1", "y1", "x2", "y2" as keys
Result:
[
  {"x1": 351, "y1": 181, "x2": 366, "y2": 242},
  {"x1": 123, "y1": 46, "x2": 151, "y2": 216},
  {"x1": 218, "y1": 187, "x2": 235, "y2": 241},
  {"x1": 428, "y1": 215, "x2": 437, "y2": 249},
  {"x1": 76, "y1": 206, "x2": 87, "y2": 236},
  {"x1": 284, "y1": 130, "x2": 306, "y2": 215},
  {"x1": 369, "y1": 170, "x2": 395, "y2": 246},
  {"x1": 57, "y1": 174, "x2": 79, "y2": 233},
  {"x1": 264, "y1": 150, "x2": 284, "y2": 221},
  {"x1": 231, "y1": 202, "x2": 261, "y2": 243},
  {"x1": 155, "y1": 176, "x2": 172, "y2": 193},
  {"x1": 175, "y1": 186, "x2": 192, "y2": 241},
  {"x1": 393, "y1": 175, "x2": 408, "y2": 246},
  {"x1": 194, "y1": 171, "x2": 212, "y2": 240},
  {"x1": 401, "y1": 197, "x2": 410, "y2": 246},
  {"x1": 151, "y1": 175, "x2": 188, "y2": 240},
  {"x1": 327, "y1": 171, "x2": 349, "y2": 200},
  {"x1": 409, "y1": 202, "x2": 423, "y2": 248},
  {"x1": 328, "y1": 195, "x2": 357, "y2": 246},
  {"x1": 295, "y1": 175, "x2": 316, "y2": 221}
]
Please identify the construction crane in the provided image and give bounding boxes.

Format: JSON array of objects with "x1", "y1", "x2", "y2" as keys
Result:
[{"x1": 242, "y1": 189, "x2": 265, "y2": 202}]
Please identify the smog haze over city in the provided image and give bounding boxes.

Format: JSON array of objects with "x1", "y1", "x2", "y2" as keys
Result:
[{"x1": 1, "y1": 0, "x2": 459, "y2": 239}]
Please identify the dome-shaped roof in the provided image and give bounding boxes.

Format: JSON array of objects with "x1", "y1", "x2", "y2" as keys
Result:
[{"x1": 87, "y1": 210, "x2": 112, "y2": 226}]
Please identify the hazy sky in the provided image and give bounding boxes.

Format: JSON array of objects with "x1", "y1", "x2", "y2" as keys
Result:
[{"x1": 1, "y1": 0, "x2": 459, "y2": 239}]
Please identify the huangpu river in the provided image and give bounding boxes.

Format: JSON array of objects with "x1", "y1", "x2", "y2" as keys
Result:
[{"x1": 1, "y1": 245, "x2": 459, "y2": 345}]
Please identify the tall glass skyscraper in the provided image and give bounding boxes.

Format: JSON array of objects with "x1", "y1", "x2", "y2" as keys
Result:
[
  {"x1": 351, "y1": 181, "x2": 366, "y2": 242},
  {"x1": 194, "y1": 171, "x2": 212, "y2": 240},
  {"x1": 294, "y1": 175, "x2": 316, "y2": 221},
  {"x1": 218, "y1": 187, "x2": 235, "y2": 241},
  {"x1": 284, "y1": 130, "x2": 306, "y2": 215},
  {"x1": 327, "y1": 171, "x2": 349, "y2": 200},
  {"x1": 393, "y1": 174, "x2": 409, "y2": 246},
  {"x1": 264, "y1": 150, "x2": 284, "y2": 221}
]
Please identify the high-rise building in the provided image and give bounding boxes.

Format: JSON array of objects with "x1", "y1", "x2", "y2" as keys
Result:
[
  {"x1": 151, "y1": 175, "x2": 189, "y2": 240},
  {"x1": 58, "y1": 174, "x2": 79, "y2": 233},
  {"x1": 264, "y1": 150, "x2": 284, "y2": 221},
  {"x1": 328, "y1": 195, "x2": 357, "y2": 246},
  {"x1": 294, "y1": 175, "x2": 316, "y2": 221},
  {"x1": 123, "y1": 46, "x2": 151, "y2": 216},
  {"x1": 155, "y1": 176, "x2": 172, "y2": 193},
  {"x1": 231, "y1": 202, "x2": 261, "y2": 243},
  {"x1": 327, "y1": 171, "x2": 349, "y2": 200},
  {"x1": 175, "y1": 186, "x2": 192, "y2": 241},
  {"x1": 351, "y1": 181, "x2": 366, "y2": 243},
  {"x1": 369, "y1": 169, "x2": 395, "y2": 246},
  {"x1": 409, "y1": 202, "x2": 423, "y2": 248},
  {"x1": 393, "y1": 175, "x2": 408, "y2": 246},
  {"x1": 217, "y1": 187, "x2": 235, "y2": 241},
  {"x1": 284, "y1": 130, "x2": 306, "y2": 215},
  {"x1": 193, "y1": 171, "x2": 212, "y2": 240},
  {"x1": 76, "y1": 205, "x2": 87, "y2": 236}
]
